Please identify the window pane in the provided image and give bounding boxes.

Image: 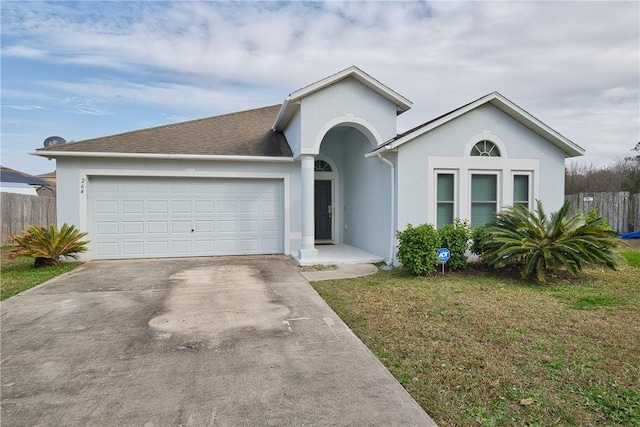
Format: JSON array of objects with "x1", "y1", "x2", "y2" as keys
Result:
[
  {"x1": 472, "y1": 175, "x2": 497, "y2": 201},
  {"x1": 471, "y1": 203, "x2": 495, "y2": 227},
  {"x1": 437, "y1": 204, "x2": 454, "y2": 229},
  {"x1": 513, "y1": 175, "x2": 529, "y2": 204},
  {"x1": 471, "y1": 174, "x2": 497, "y2": 227},
  {"x1": 471, "y1": 140, "x2": 501, "y2": 157},
  {"x1": 437, "y1": 174, "x2": 454, "y2": 201}
]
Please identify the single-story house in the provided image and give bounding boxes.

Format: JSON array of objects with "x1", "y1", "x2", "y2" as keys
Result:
[{"x1": 34, "y1": 66, "x2": 584, "y2": 264}]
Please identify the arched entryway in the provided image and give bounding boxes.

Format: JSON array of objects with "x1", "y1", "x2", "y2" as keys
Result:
[{"x1": 313, "y1": 124, "x2": 391, "y2": 259}]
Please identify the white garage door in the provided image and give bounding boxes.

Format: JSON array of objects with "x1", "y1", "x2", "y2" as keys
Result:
[{"x1": 89, "y1": 176, "x2": 284, "y2": 259}]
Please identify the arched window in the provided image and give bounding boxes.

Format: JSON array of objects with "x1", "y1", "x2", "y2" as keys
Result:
[
  {"x1": 471, "y1": 140, "x2": 501, "y2": 157},
  {"x1": 314, "y1": 160, "x2": 333, "y2": 172}
]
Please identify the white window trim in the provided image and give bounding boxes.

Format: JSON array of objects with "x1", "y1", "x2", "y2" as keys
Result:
[
  {"x1": 470, "y1": 171, "x2": 501, "y2": 226},
  {"x1": 427, "y1": 157, "x2": 539, "y2": 226},
  {"x1": 464, "y1": 130, "x2": 509, "y2": 158},
  {"x1": 511, "y1": 171, "x2": 536, "y2": 209},
  {"x1": 433, "y1": 169, "x2": 458, "y2": 228}
]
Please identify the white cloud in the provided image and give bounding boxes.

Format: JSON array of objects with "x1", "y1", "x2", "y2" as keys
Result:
[{"x1": 1, "y1": 0, "x2": 638, "y2": 172}]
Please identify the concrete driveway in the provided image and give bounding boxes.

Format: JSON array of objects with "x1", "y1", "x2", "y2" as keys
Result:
[{"x1": 1, "y1": 255, "x2": 436, "y2": 426}]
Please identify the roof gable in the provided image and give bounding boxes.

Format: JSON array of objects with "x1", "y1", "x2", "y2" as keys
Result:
[
  {"x1": 372, "y1": 92, "x2": 584, "y2": 158},
  {"x1": 34, "y1": 105, "x2": 292, "y2": 159},
  {"x1": 273, "y1": 66, "x2": 412, "y2": 131}
]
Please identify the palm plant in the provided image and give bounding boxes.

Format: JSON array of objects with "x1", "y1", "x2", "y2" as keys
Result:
[
  {"x1": 480, "y1": 201, "x2": 623, "y2": 282},
  {"x1": 9, "y1": 223, "x2": 89, "y2": 267}
]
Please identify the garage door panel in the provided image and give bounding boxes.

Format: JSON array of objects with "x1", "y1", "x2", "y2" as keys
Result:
[
  {"x1": 171, "y1": 241, "x2": 192, "y2": 254},
  {"x1": 171, "y1": 201, "x2": 191, "y2": 214},
  {"x1": 147, "y1": 221, "x2": 168, "y2": 234},
  {"x1": 96, "y1": 222, "x2": 118, "y2": 235},
  {"x1": 147, "y1": 241, "x2": 169, "y2": 255},
  {"x1": 122, "y1": 221, "x2": 144, "y2": 235},
  {"x1": 195, "y1": 201, "x2": 214, "y2": 213},
  {"x1": 218, "y1": 221, "x2": 236, "y2": 232},
  {"x1": 96, "y1": 242, "x2": 119, "y2": 257},
  {"x1": 171, "y1": 221, "x2": 191, "y2": 233},
  {"x1": 195, "y1": 240, "x2": 214, "y2": 253},
  {"x1": 218, "y1": 201, "x2": 236, "y2": 213},
  {"x1": 148, "y1": 201, "x2": 168, "y2": 214},
  {"x1": 122, "y1": 183, "x2": 143, "y2": 193},
  {"x1": 195, "y1": 221, "x2": 214, "y2": 232},
  {"x1": 122, "y1": 201, "x2": 143, "y2": 214},
  {"x1": 90, "y1": 176, "x2": 284, "y2": 259},
  {"x1": 97, "y1": 201, "x2": 118, "y2": 214},
  {"x1": 123, "y1": 241, "x2": 145, "y2": 255}
]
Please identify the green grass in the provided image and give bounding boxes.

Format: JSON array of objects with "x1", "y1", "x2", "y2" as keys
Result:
[
  {"x1": 621, "y1": 251, "x2": 640, "y2": 267},
  {"x1": 311, "y1": 246, "x2": 640, "y2": 426},
  {"x1": 621, "y1": 238, "x2": 640, "y2": 267},
  {"x1": 1, "y1": 254, "x2": 80, "y2": 300}
]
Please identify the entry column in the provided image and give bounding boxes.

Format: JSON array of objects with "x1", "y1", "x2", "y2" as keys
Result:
[{"x1": 298, "y1": 154, "x2": 318, "y2": 263}]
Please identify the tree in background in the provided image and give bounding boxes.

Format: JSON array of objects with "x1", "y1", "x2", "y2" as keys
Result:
[{"x1": 565, "y1": 143, "x2": 640, "y2": 194}]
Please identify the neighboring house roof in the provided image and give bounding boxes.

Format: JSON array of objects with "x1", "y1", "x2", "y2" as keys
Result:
[
  {"x1": 0, "y1": 165, "x2": 49, "y2": 186},
  {"x1": 370, "y1": 92, "x2": 585, "y2": 158},
  {"x1": 273, "y1": 66, "x2": 413, "y2": 131},
  {"x1": 34, "y1": 105, "x2": 293, "y2": 160},
  {"x1": 37, "y1": 171, "x2": 57, "y2": 185}
]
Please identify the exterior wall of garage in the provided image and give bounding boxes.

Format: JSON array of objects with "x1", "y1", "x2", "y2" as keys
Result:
[{"x1": 56, "y1": 157, "x2": 300, "y2": 260}]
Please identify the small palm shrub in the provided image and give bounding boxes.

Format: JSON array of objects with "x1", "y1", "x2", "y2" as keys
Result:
[
  {"x1": 397, "y1": 223, "x2": 440, "y2": 275},
  {"x1": 438, "y1": 219, "x2": 471, "y2": 270},
  {"x1": 479, "y1": 201, "x2": 623, "y2": 282},
  {"x1": 9, "y1": 223, "x2": 89, "y2": 267}
]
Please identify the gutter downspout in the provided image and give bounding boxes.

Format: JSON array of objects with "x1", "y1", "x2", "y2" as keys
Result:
[{"x1": 377, "y1": 153, "x2": 396, "y2": 269}]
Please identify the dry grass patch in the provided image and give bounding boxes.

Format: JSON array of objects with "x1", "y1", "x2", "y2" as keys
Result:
[{"x1": 312, "y1": 261, "x2": 640, "y2": 426}]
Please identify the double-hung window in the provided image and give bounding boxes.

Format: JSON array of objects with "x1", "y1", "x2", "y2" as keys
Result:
[
  {"x1": 513, "y1": 174, "x2": 530, "y2": 209},
  {"x1": 471, "y1": 174, "x2": 498, "y2": 227},
  {"x1": 436, "y1": 173, "x2": 455, "y2": 228}
]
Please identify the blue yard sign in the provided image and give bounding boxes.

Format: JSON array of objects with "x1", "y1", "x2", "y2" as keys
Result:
[
  {"x1": 437, "y1": 248, "x2": 450, "y2": 262},
  {"x1": 437, "y1": 248, "x2": 450, "y2": 275}
]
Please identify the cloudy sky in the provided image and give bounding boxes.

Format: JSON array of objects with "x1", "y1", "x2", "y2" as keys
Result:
[{"x1": 1, "y1": 1, "x2": 638, "y2": 175}]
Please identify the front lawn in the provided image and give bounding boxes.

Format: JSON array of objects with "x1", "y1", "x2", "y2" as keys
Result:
[
  {"x1": 312, "y1": 244, "x2": 640, "y2": 426},
  {"x1": 0, "y1": 253, "x2": 81, "y2": 300}
]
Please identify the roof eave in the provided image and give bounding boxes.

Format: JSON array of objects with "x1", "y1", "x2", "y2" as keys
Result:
[
  {"x1": 31, "y1": 151, "x2": 294, "y2": 163},
  {"x1": 376, "y1": 92, "x2": 585, "y2": 158}
]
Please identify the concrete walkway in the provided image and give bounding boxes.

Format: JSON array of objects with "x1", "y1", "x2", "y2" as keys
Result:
[
  {"x1": 299, "y1": 263, "x2": 379, "y2": 281},
  {"x1": 1, "y1": 256, "x2": 436, "y2": 426}
]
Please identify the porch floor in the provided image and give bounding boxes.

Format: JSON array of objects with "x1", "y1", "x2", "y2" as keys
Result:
[{"x1": 295, "y1": 243, "x2": 385, "y2": 266}]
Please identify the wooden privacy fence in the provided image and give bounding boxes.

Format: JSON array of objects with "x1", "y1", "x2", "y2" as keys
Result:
[
  {"x1": 565, "y1": 192, "x2": 640, "y2": 233},
  {"x1": 0, "y1": 193, "x2": 56, "y2": 245}
]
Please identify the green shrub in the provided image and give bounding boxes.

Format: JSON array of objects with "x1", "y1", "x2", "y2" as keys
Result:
[
  {"x1": 481, "y1": 201, "x2": 624, "y2": 282},
  {"x1": 9, "y1": 223, "x2": 89, "y2": 267},
  {"x1": 470, "y1": 225, "x2": 488, "y2": 258},
  {"x1": 397, "y1": 223, "x2": 441, "y2": 275},
  {"x1": 438, "y1": 219, "x2": 471, "y2": 270},
  {"x1": 585, "y1": 207, "x2": 612, "y2": 231}
]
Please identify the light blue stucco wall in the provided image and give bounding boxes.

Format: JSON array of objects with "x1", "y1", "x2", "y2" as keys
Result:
[
  {"x1": 397, "y1": 104, "x2": 567, "y2": 230},
  {"x1": 318, "y1": 128, "x2": 392, "y2": 260},
  {"x1": 283, "y1": 108, "x2": 302, "y2": 158},
  {"x1": 298, "y1": 77, "x2": 398, "y2": 154},
  {"x1": 55, "y1": 157, "x2": 302, "y2": 258}
]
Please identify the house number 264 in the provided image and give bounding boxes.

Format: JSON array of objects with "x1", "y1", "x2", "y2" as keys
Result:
[{"x1": 80, "y1": 178, "x2": 85, "y2": 194}]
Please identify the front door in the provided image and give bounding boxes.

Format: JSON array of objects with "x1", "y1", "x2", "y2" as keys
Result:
[{"x1": 314, "y1": 180, "x2": 332, "y2": 240}]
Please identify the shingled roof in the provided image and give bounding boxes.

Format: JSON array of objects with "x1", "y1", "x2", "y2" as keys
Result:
[{"x1": 36, "y1": 105, "x2": 292, "y2": 158}]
